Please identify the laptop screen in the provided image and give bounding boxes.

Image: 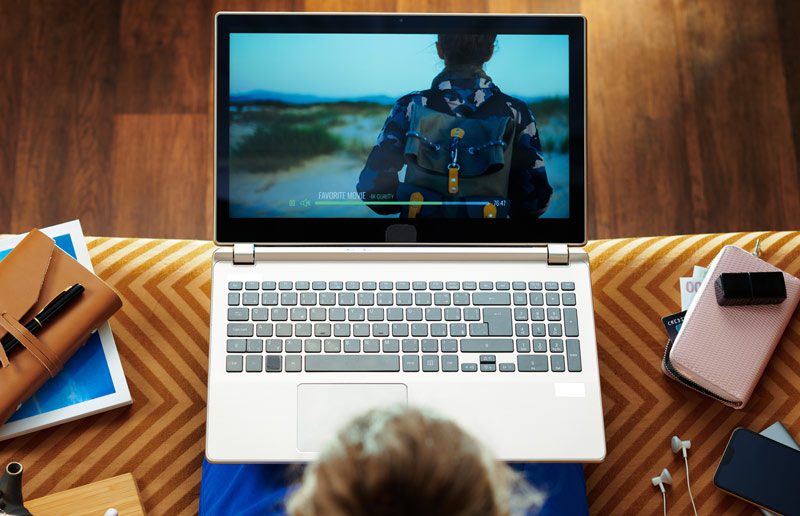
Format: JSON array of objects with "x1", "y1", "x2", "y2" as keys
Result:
[{"x1": 216, "y1": 15, "x2": 585, "y2": 244}]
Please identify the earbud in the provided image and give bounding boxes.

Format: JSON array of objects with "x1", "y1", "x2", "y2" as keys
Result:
[
  {"x1": 650, "y1": 467, "x2": 673, "y2": 493},
  {"x1": 671, "y1": 435, "x2": 691, "y2": 458}
]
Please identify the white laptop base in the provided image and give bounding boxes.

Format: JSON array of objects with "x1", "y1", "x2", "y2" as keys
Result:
[{"x1": 206, "y1": 246, "x2": 605, "y2": 462}]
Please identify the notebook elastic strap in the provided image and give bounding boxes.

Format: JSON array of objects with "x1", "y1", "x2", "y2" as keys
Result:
[{"x1": 0, "y1": 312, "x2": 63, "y2": 377}]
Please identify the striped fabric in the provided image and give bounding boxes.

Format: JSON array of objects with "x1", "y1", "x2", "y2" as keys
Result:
[{"x1": 0, "y1": 232, "x2": 797, "y2": 515}]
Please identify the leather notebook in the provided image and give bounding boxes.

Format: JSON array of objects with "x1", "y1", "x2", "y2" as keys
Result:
[
  {"x1": 662, "y1": 245, "x2": 800, "y2": 408},
  {"x1": 0, "y1": 229, "x2": 122, "y2": 426}
]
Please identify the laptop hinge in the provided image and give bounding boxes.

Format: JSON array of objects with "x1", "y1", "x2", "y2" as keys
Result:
[
  {"x1": 233, "y1": 243, "x2": 256, "y2": 265},
  {"x1": 546, "y1": 244, "x2": 570, "y2": 266}
]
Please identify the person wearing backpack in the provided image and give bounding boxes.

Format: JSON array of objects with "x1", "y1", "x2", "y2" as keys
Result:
[{"x1": 357, "y1": 33, "x2": 553, "y2": 219}]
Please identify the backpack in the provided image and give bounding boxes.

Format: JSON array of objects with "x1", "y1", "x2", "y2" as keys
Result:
[{"x1": 400, "y1": 102, "x2": 516, "y2": 218}]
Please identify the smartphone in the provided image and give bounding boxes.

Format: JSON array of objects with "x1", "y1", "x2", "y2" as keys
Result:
[{"x1": 714, "y1": 427, "x2": 800, "y2": 515}]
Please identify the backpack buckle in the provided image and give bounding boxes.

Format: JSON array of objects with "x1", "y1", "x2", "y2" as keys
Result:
[
  {"x1": 409, "y1": 192, "x2": 424, "y2": 218},
  {"x1": 483, "y1": 203, "x2": 497, "y2": 219}
]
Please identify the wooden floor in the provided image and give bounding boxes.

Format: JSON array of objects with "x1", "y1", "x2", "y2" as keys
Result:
[{"x1": 0, "y1": 0, "x2": 798, "y2": 240}]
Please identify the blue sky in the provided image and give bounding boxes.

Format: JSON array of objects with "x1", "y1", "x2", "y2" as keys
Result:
[{"x1": 230, "y1": 33, "x2": 569, "y2": 100}]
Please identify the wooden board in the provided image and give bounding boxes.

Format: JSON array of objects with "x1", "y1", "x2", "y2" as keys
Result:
[{"x1": 25, "y1": 473, "x2": 145, "y2": 516}]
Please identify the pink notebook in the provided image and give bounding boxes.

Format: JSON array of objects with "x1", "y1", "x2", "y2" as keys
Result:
[{"x1": 665, "y1": 245, "x2": 800, "y2": 408}]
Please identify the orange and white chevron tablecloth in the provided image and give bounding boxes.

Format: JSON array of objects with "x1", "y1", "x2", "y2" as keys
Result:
[{"x1": 0, "y1": 232, "x2": 798, "y2": 515}]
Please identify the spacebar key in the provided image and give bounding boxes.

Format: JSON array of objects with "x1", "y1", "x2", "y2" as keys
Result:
[
  {"x1": 305, "y1": 355, "x2": 400, "y2": 372},
  {"x1": 460, "y1": 339, "x2": 514, "y2": 352}
]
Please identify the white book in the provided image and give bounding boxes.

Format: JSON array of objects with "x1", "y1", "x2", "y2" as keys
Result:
[{"x1": 0, "y1": 220, "x2": 132, "y2": 441}]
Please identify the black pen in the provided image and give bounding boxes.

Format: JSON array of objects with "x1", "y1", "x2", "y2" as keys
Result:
[{"x1": 1, "y1": 284, "x2": 85, "y2": 354}]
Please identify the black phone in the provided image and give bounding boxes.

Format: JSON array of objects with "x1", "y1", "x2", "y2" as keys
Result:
[{"x1": 714, "y1": 427, "x2": 800, "y2": 515}]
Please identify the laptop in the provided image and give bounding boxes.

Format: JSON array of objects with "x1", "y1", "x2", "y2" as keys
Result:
[{"x1": 206, "y1": 12, "x2": 605, "y2": 462}]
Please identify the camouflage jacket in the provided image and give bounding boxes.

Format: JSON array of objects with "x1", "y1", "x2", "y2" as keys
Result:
[{"x1": 356, "y1": 66, "x2": 553, "y2": 218}]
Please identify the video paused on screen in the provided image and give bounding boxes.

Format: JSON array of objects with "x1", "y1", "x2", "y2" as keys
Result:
[{"x1": 229, "y1": 33, "x2": 569, "y2": 219}]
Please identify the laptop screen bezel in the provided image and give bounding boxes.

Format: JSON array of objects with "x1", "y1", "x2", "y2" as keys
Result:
[{"x1": 215, "y1": 13, "x2": 586, "y2": 245}]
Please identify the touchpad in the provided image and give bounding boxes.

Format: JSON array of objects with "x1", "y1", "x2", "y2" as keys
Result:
[{"x1": 297, "y1": 384, "x2": 408, "y2": 452}]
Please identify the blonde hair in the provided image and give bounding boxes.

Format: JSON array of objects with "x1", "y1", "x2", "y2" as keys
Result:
[{"x1": 287, "y1": 406, "x2": 544, "y2": 516}]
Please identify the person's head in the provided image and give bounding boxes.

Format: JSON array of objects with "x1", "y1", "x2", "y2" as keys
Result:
[
  {"x1": 436, "y1": 34, "x2": 497, "y2": 67},
  {"x1": 287, "y1": 406, "x2": 543, "y2": 516}
]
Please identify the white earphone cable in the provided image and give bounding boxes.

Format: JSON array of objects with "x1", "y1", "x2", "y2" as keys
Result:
[
  {"x1": 684, "y1": 455, "x2": 698, "y2": 516},
  {"x1": 662, "y1": 490, "x2": 667, "y2": 516}
]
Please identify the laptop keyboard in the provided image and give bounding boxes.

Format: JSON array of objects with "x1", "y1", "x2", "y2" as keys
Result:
[{"x1": 223, "y1": 280, "x2": 582, "y2": 374}]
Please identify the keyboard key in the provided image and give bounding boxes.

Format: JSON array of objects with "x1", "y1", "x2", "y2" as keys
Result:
[
  {"x1": 453, "y1": 293, "x2": 470, "y2": 306},
  {"x1": 367, "y1": 307, "x2": 384, "y2": 321},
  {"x1": 483, "y1": 307, "x2": 513, "y2": 336},
  {"x1": 290, "y1": 307, "x2": 307, "y2": 321},
  {"x1": 402, "y1": 339, "x2": 419, "y2": 352},
  {"x1": 499, "y1": 363, "x2": 516, "y2": 372},
  {"x1": 550, "y1": 338, "x2": 564, "y2": 353},
  {"x1": 363, "y1": 282, "x2": 377, "y2": 290},
  {"x1": 514, "y1": 307, "x2": 528, "y2": 321},
  {"x1": 446, "y1": 281, "x2": 460, "y2": 291},
  {"x1": 242, "y1": 292, "x2": 259, "y2": 306},
  {"x1": 530, "y1": 308, "x2": 545, "y2": 321},
  {"x1": 412, "y1": 281, "x2": 427, "y2": 290},
  {"x1": 561, "y1": 282, "x2": 575, "y2": 291},
  {"x1": 344, "y1": 339, "x2": 361, "y2": 353},
  {"x1": 396, "y1": 293, "x2": 413, "y2": 306},
  {"x1": 245, "y1": 355, "x2": 262, "y2": 372},
  {"x1": 295, "y1": 323, "x2": 312, "y2": 337},
  {"x1": 463, "y1": 308, "x2": 480, "y2": 321},
  {"x1": 460, "y1": 338, "x2": 514, "y2": 352},
  {"x1": 348, "y1": 308, "x2": 365, "y2": 321},
  {"x1": 462, "y1": 281, "x2": 477, "y2": 291},
  {"x1": 429, "y1": 281, "x2": 443, "y2": 291},
  {"x1": 285, "y1": 339, "x2": 302, "y2": 353},
  {"x1": 480, "y1": 363, "x2": 496, "y2": 372},
  {"x1": 262, "y1": 281, "x2": 276, "y2": 290},
  {"x1": 304, "y1": 339, "x2": 321, "y2": 353},
  {"x1": 449, "y1": 323, "x2": 467, "y2": 337},
  {"x1": 545, "y1": 293, "x2": 560, "y2": 306},
  {"x1": 513, "y1": 292, "x2": 527, "y2": 306},
  {"x1": 433, "y1": 293, "x2": 451, "y2": 306},
  {"x1": 441, "y1": 339, "x2": 458, "y2": 352},
  {"x1": 227, "y1": 339, "x2": 246, "y2": 353},
  {"x1": 226, "y1": 355, "x2": 243, "y2": 372},
  {"x1": 286, "y1": 356, "x2": 302, "y2": 372},
  {"x1": 383, "y1": 339, "x2": 400, "y2": 352},
  {"x1": 310, "y1": 307, "x2": 326, "y2": 321},
  {"x1": 256, "y1": 323, "x2": 273, "y2": 337},
  {"x1": 431, "y1": 323, "x2": 447, "y2": 337},
  {"x1": 479, "y1": 354, "x2": 496, "y2": 363},
  {"x1": 312, "y1": 281, "x2": 326, "y2": 290},
  {"x1": 227, "y1": 293, "x2": 240, "y2": 306},
  {"x1": 461, "y1": 363, "x2": 478, "y2": 372},
  {"x1": 280, "y1": 292, "x2": 297, "y2": 306},
  {"x1": 531, "y1": 323, "x2": 546, "y2": 337},
  {"x1": 515, "y1": 323, "x2": 530, "y2": 337},
  {"x1": 444, "y1": 308, "x2": 461, "y2": 321},
  {"x1": 425, "y1": 307, "x2": 442, "y2": 321},
  {"x1": 227, "y1": 307, "x2": 249, "y2": 321},
  {"x1": 415, "y1": 292, "x2": 432, "y2": 306},
  {"x1": 528, "y1": 281, "x2": 543, "y2": 291},
  {"x1": 406, "y1": 308, "x2": 423, "y2": 321},
  {"x1": 314, "y1": 323, "x2": 332, "y2": 337},
  {"x1": 265, "y1": 339, "x2": 282, "y2": 353},
  {"x1": 567, "y1": 339, "x2": 582, "y2": 371},
  {"x1": 261, "y1": 292, "x2": 278, "y2": 305},
  {"x1": 377, "y1": 292, "x2": 394, "y2": 306},
  {"x1": 329, "y1": 308, "x2": 346, "y2": 321},
  {"x1": 422, "y1": 355, "x2": 439, "y2": 372},
  {"x1": 562, "y1": 292, "x2": 577, "y2": 306},
  {"x1": 279, "y1": 281, "x2": 293, "y2": 290},
  {"x1": 472, "y1": 293, "x2": 511, "y2": 306},
  {"x1": 479, "y1": 281, "x2": 493, "y2": 290},
  {"x1": 512, "y1": 281, "x2": 526, "y2": 290},
  {"x1": 271, "y1": 308, "x2": 288, "y2": 321},
  {"x1": 338, "y1": 292, "x2": 355, "y2": 306},
  {"x1": 551, "y1": 355, "x2": 566, "y2": 372},
  {"x1": 244, "y1": 281, "x2": 258, "y2": 291},
  {"x1": 533, "y1": 338, "x2": 547, "y2": 352},
  {"x1": 319, "y1": 292, "x2": 336, "y2": 306},
  {"x1": 275, "y1": 323, "x2": 292, "y2": 337},
  {"x1": 545, "y1": 282, "x2": 559, "y2": 291},
  {"x1": 295, "y1": 281, "x2": 310, "y2": 291},
  {"x1": 346, "y1": 281, "x2": 360, "y2": 291},
  {"x1": 265, "y1": 355, "x2": 282, "y2": 372},
  {"x1": 396, "y1": 281, "x2": 410, "y2": 291},
  {"x1": 387, "y1": 307, "x2": 404, "y2": 321},
  {"x1": 227, "y1": 323, "x2": 253, "y2": 337},
  {"x1": 329, "y1": 281, "x2": 343, "y2": 291},
  {"x1": 496, "y1": 281, "x2": 510, "y2": 290},
  {"x1": 411, "y1": 323, "x2": 428, "y2": 337},
  {"x1": 247, "y1": 339, "x2": 263, "y2": 353},
  {"x1": 548, "y1": 323, "x2": 563, "y2": 337},
  {"x1": 353, "y1": 324, "x2": 370, "y2": 337},
  {"x1": 442, "y1": 355, "x2": 459, "y2": 372},
  {"x1": 300, "y1": 292, "x2": 317, "y2": 306},
  {"x1": 564, "y1": 308, "x2": 579, "y2": 337},
  {"x1": 251, "y1": 308, "x2": 268, "y2": 321},
  {"x1": 379, "y1": 281, "x2": 393, "y2": 290},
  {"x1": 324, "y1": 339, "x2": 342, "y2": 353},
  {"x1": 469, "y1": 323, "x2": 489, "y2": 336},
  {"x1": 372, "y1": 323, "x2": 389, "y2": 337},
  {"x1": 334, "y1": 323, "x2": 351, "y2": 337},
  {"x1": 392, "y1": 323, "x2": 409, "y2": 337},
  {"x1": 402, "y1": 355, "x2": 420, "y2": 372},
  {"x1": 228, "y1": 281, "x2": 243, "y2": 290},
  {"x1": 363, "y1": 339, "x2": 380, "y2": 353},
  {"x1": 358, "y1": 293, "x2": 375, "y2": 306},
  {"x1": 518, "y1": 355, "x2": 548, "y2": 372},
  {"x1": 529, "y1": 293, "x2": 544, "y2": 306},
  {"x1": 516, "y1": 338, "x2": 531, "y2": 353},
  {"x1": 421, "y1": 339, "x2": 438, "y2": 352}
]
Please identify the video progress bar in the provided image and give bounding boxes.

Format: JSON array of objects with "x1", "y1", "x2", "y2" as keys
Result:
[{"x1": 315, "y1": 200, "x2": 490, "y2": 206}]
